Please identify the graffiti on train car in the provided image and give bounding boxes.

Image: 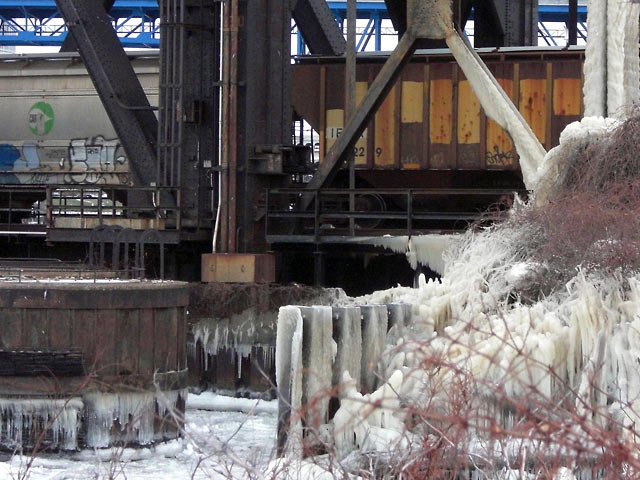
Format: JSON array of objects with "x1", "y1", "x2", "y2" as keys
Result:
[
  {"x1": 485, "y1": 146, "x2": 515, "y2": 168},
  {"x1": 0, "y1": 135, "x2": 130, "y2": 185}
]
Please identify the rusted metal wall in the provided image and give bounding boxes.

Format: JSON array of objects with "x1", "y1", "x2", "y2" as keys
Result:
[
  {"x1": 0, "y1": 281, "x2": 188, "y2": 387},
  {"x1": 0, "y1": 280, "x2": 189, "y2": 449},
  {"x1": 292, "y1": 49, "x2": 584, "y2": 173}
]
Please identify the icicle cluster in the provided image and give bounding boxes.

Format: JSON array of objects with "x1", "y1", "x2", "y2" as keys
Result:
[
  {"x1": 192, "y1": 310, "x2": 276, "y2": 377},
  {"x1": 0, "y1": 397, "x2": 83, "y2": 451},
  {"x1": 83, "y1": 390, "x2": 185, "y2": 448}
]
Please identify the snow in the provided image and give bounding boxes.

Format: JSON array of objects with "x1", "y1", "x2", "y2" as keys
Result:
[
  {"x1": 186, "y1": 391, "x2": 277, "y2": 414},
  {"x1": 0, "y1": 394, "x2": 278, "y2": 480}
]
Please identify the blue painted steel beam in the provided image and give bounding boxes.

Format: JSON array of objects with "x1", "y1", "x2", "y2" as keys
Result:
[
  {"x1": 0, "y1": 1, "x2": 591, "y2": 48},
  {"x1": 0, "y1": 0, "x2": 159, "y2": 47}
]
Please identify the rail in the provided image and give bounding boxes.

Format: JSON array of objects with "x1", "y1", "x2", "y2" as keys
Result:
[{"x1": 265, "y1": 187, "x2": 526, "y2": 242}]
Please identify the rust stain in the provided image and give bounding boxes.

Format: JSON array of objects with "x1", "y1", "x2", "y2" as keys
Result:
[
  {"x1": 429, "y1": 79, "x2": 453, "y2": 144},
  {"x1": 519, "y1": 78, "x2": 547, "y2": 144},
  {"x1": 457, "y1": 80, "x2": 481, "y2": 144},
  {"x1": 553, "y1": 78, "x2": 581, "y2": 116}
]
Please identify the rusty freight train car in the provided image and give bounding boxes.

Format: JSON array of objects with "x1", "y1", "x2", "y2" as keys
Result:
[{"x1": 292, "y1": 46, "x2": 584, "y2": 192}]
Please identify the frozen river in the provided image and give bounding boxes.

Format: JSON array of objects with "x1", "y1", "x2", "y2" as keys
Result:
[{"x1": 0, "y1": 393, "x2": 278, "y2": 479}]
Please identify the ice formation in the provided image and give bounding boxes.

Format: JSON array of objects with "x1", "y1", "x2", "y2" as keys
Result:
[
  {"x1": 0, "y1": 397, "x2": 83, "y2": 451},
  {"x1": 359, "y1": 305, "x2": 388, "y2": 393},
  {"x1": 191, "y1": 288, "x2": 346, "y2": 383},
  {"x1": 369, "y1": 234, "x2": 455, "y2": 275},
  {"x1": 192, "y1": 308, "x2": 275, "y2": 377},
  {"x1": 275, "y1": 306, "x2": 305, "y2": 457},
  {"x1": 275, "y1": 118, "x2": 640, "y2": 477},
  {"x1": 272, "y1": 0, "x2": 640, "y2": 476},
  {"x1": 584, "y1": 0, "x2": 640, "y2": 118},
  {"x1": 83, "y1": 390, "x2": 185, "y2": 448}
]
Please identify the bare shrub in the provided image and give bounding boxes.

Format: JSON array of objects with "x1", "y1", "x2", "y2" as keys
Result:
[{"x1": 484, "y1": 109, "x2": 640, "y2": 296}]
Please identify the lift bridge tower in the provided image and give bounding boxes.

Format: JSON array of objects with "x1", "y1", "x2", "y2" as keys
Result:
[{"x1": 0, "y1": 0, "x2": 548, "y2": 286}]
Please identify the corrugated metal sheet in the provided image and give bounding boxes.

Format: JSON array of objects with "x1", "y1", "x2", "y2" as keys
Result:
[{"x1": 292, "y1": 49, "x2": 585, "y2": 173}]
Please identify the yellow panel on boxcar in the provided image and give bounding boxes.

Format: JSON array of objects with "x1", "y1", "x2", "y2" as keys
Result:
[
  {"x1": 375, "y1": 85, "x2": 396, "y2": 166},
  {"x1": 324, "y1": 108, "x2": 344, "y2": 155},
  {"x1": 519, "y1": 78, "x2": 547, "y2": 144},
  {"x1": 401, "y1": 81, "x2": 423, "y2": 124},
  {"x1": 457, "y1": 80, "x2": 480, "y2": 144},
  {"x1": 553, "y1": 78, "x2": 581, "y2": 116},
  {"x1": 486, "y1": 79, "x2": 515, "y2": 168},
  {"x1": 429, "y1": 79, "x2": 453, "y2": 144}
]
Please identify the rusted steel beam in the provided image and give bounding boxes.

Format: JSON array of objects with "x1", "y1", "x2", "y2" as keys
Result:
[
  {"x1": 346, "y1": 0, "x2": 356, "y2": 235},
  {"x1": 384, "y1": 0, "x2": 407, "y2": 36},
  {"x1": 220, "y1": 0, "x2": 239, "y2": 253},
  {"x1": 301, "y1": 32, "x2": 417, "y2": 207},
  {"x1": 54, "y1": 0, "x2": 158, "y2": 191},
  {"x1": 228, "y1": 0, "x2": 239, "y2": 253},
  {"x1": 293, "y1": 0, "x2": 346, "y2": 55}
]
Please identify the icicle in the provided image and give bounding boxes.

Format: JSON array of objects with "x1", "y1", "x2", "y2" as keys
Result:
[
  {"x1": 82, "y1": 390, "x2": 184, "y2": 448},
  {"x1": 0, "y1": 397, "x2": 83, "y2": 451}
]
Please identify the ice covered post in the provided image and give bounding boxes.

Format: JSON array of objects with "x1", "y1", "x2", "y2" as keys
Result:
[{"x1": 583, "y1": 0, "x2": 640, "y2": 119}]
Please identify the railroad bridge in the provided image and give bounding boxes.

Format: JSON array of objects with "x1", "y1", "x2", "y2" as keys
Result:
[{"x1": 0, "y1": 0, "x2": 586, "y2": 292}]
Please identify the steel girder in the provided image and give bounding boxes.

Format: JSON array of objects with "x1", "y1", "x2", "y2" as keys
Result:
[
  {"x1": 59, "y1": 0, "x2": 114, "y2": 51},
  {"x1": 54, "y1": 0, "x2": 159, "y2": 191},
  {"x1": 300, "y1": 32, "x2": 417, "y2": 208},
  {"x1": 293, "y1": 0, "x2": 345, "y2": 55},
  {"x1": 384, "y1": 0, "x2": 539, "y2": 47}
]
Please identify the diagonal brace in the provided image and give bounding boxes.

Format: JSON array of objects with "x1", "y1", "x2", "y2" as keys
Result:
[
  {"x1": 300, "y1": 32, "x2": 417, "y2": 210},
  {"x1": 55, "y1": 0, "x2": 160, "y2": 194}
]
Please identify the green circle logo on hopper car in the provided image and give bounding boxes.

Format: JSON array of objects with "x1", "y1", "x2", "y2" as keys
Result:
[{"x1": 28, "y1": 101, "x2": 55, "y2": 135}]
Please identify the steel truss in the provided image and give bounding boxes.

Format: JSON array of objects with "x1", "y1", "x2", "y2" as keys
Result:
[
  {"x1": 0, "y1": 0, "x2": 159, "y2": 48},
  {"x1": 0, "y1": 1, "x2": 590, "y2": 50}
]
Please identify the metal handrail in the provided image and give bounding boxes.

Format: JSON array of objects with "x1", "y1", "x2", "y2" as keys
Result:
[
  {"x1": 0, "y1": 184, "x2": 187, "y2": 231},
  {"x1": 265, "y1": 186, "x2": 524, "y2": 240}
]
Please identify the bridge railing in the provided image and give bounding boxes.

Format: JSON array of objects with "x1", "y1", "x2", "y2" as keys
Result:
[
  {"x1": 0, "y1": 184, "x2": 186, "y2": 232},
  {"x1": 265, "y1": 187, "x2": 526, "y2": 243}
]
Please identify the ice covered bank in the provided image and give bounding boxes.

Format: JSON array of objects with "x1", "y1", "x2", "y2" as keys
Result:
[
  {"x1": 273, "y1": 0, "x2": 640, "y2": 475},
  {"x1": 0, "y1": 278, "x2": 189, "y2": 451},
  {"x1": 276, "y1": 120, "x2": 640, "y2": 475}
]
